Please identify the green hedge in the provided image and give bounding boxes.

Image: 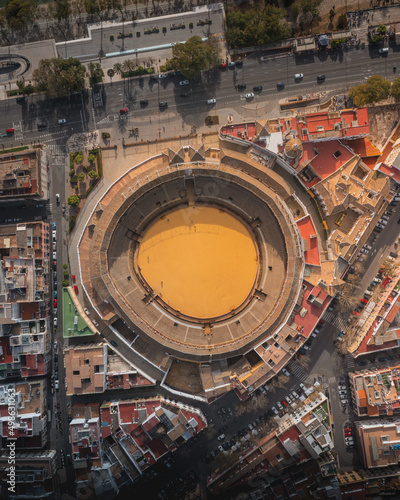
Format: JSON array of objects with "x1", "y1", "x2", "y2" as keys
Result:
[
  {"x1": 68, "y1": 216, "x2": 76, "y2": 233},
  {"x1": 121, "y1": 67, "x2": 155, "y2": 78},
  {"x1": 1, "y1": 146, "x2": 29, "y2": 154}
]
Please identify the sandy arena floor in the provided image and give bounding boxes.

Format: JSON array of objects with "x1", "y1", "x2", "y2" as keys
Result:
[{"x1": 137, "y1": 206, "x2": 258, "y2": 319}]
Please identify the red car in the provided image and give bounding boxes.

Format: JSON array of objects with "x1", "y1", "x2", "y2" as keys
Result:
[
  {"x1": 360, "y1": 298, "x2": 368, "y2": 304},
  {"x1": 119, "y1": 108, "x2": 129, "y2": 114},
  {"x1": 344, "y1": 427, "x2": 351, "y2": 432},
  {"x1": 72, "y1": 274, "x2": 76, "y2": 283},
  {"x1": 352, "y1": 311, "x2": 360, "y2": 316},
  {"x1": 53, "y1": 299, "x2": 57, "y2": 308},
  {"x1": 219, "y1": 63, "x2": 227, "y2": 69},
  {"x1": 281, "y1": 400, "x2": 287, "y2": 407},
  {"x1": 74, "y1": 285, "x2": 78, "y2": 294},
  {"x1": 6, "y1": 128, "x2": 14, "y2": 134},
  {"x1": 345, "y1": 431, "x2": 352, "y2": 436}
]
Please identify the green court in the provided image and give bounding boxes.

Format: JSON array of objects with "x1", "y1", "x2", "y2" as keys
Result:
[{"x1": 62, "y1": 287, "x2": 94, "y2": 338}]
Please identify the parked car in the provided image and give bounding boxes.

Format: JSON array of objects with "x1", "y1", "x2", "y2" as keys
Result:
[
  {"x1": 317, "y1": 75, "x2": 325, "y2": 81},
  {"x1": 276, "y1": 401, "x2": 283, "y2": 410},
  {"x1": 179, "y1": 80, "x2": 189, "y2": 86},
  {"x1": 217, "y1": 434, "x2": 225, "y2": 441},
  {"x1": 245, "y1": 93, "x2": 254, "y2": 99},
  {"x1": 294, "y1": 73, "x2": 303, "y2": 79},
  {"x1": 253, "y1": 85, "x2": 263, "y2": 92},
  {"x1": 58, "y1": 119, "x2": 66, "y2": 124},
  {"x1": 207, "y1": 98, "x2": 216, "y2": 104},
  {"x1": 277, "y1": 82, "x2": 285, "y2": 89},
  {"x1": 159, "y1": 101, "x2": 168, "y2": 107},
  {"x1": 282, "y1": 368, "x2": 291, "y2": 377},
  {"x1": 238, "y1": 83, "x2": 247, "y2": 90}
]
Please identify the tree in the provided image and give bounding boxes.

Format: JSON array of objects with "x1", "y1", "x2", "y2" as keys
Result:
[
  {"x1": 107, "y1": 68, "x2": 115, "y2": 80},
  {"x1": 88, "y1": 62, "x2": 104, "y2": 84},
  {"x1": 377, "y1": 24, "x2": 387, "y2": 35},
  {"x1": 53, "y1": 0, "x2": 71, "y2": 21},
  {"x1": 113, "y1": 62, "x2": 122, "y2": 75},
  {"x1": 349, "y1": 75, "x2": 391, "y2": 107},
  {"x1": 68, "y1": 194, "x2": 80, "y2": 206},
  {"x1": 88, "y1": 153, "x2": 95, "y2": 163},
  {"x1": 88, "y1": 170, "x2": 97, "y2": 179},
  {"x1": 62, "y1": 279, "x2": 69, "y2": 287},
  {"x1": 84, "y1": 0, "x2": 100, "y2": 15},
  {"x1": 336, "y1": 14, "x2": 346, "y2": 30},
  {"x1": 330, "y1": 38, "x2": 345, "y2": 50},
  {"x1": 226, "y1": 6, "x2": 291, "y2": 49},
  {"x1": 74, "y1": 153, "x2": 84, "y2": 164},
  {"x1": 169, "y1": 36, "x2": 219, "y2": 79},
  {"x1": 4, "y1": 0, "x2": 36, "y2": 31},
  {"x1": 62, "y1": 263, "x2": 68, "y2": 269},
  {"x1": 298, "y1": 0, "x2": 322, "y2": 28},
  {"x1": 78, "y1": 172, "x2": 85, "y2": 181},
  {"x1": 16, "y1": 80, "x2": 34, "y2": 96},
  {"x1": 32, "y1": 58, "x2": 85, "y2": 98},
  {"x1": 121, "y1": 59, "x2": 135, "y2": 74},
  {"x1": 391, "y1": 77, "x2": 400, "y2": 100},
  {"x1": 370, "y1": 34, "x2": 383, "y2": 44}
]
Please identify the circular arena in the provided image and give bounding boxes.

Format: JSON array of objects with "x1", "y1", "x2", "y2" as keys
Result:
[{"x1": 82, "y1": 147, "x2": 304, "y2": 362}]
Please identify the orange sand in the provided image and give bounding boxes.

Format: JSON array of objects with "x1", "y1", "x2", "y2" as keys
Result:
[{"x1": 138, "y1": 206, "x2": 258, "y2": 319}]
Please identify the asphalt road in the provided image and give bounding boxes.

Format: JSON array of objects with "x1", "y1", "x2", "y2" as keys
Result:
[{"x1": 0, "y1": 44, "x2": 398, "y2": 146}]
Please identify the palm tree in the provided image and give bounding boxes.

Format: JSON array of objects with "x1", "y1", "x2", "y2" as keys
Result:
[{"x1": 113, "y1": 62, "x2": 122, "y2": 76}]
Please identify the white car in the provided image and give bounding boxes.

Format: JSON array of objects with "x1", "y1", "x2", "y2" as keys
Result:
[
  {"x1": 271, "y1": 406, "x2": 278, "y2": 415},
  {"x1": 158, "y1": 74, "x2": 168, "y2": 79},
  {"x1": 299, "y1": 383, "x2": 307, "y2": 391},
  {"x1": 245, "y1": 93, "x2": 254, "y2": 99},
  {"x1": 58, "y1": 119, "x2": 66, "y2": 124},
  {"x1": 345, "y1": 437, "x2": 354, "y2": 442},
  {"x1": 291, "y1": 390, "x2": 299, "y2": 399},
  {"x1": 217, "y1": 434, "x2": 225, "y2": 441},
  {"x1": 276, "y1": 401, "x2": 283, "y2": 410},
  {"x1": 207, "y1": 98, "x2": 216, "y2": 104},
  {"x1": 179, "y1": 80, "x2": 189, "y2": 86},
  {"x1": 52, "y1": 230, "x2": 57, "y2": 241},
  {"x1": 84, "y1": 307, "x2": 90, "y2": 315},
  {"x1": 52, "y1": 252, "x2": 57, "y2": 260},
  {"x1": 294, "y1": 73, "x2": 303, "y2": 79},
  {"x1": 53, "y1": 317, "x2": 57, "y2": 327},
  {"x1": 55, "y1": 380, "x2": 59, "y2": 390},
  {"x1": 282, "y1": 368, "x2": 291, "y2": 377}
]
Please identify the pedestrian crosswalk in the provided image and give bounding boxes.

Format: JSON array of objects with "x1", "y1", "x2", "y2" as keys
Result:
[
  {"x1": 327, "y1": 376, "x2": 336, "y2": 385},
  {"x1": 47, "y1": 144, "x2": 66, "y2": 157},
  {"x1": 323, "y1": 311, "x2": 348, "y2": 331},
  {"x1": 289, "y1": 363, "x2": 308, "y2": 381},
  {"x1": 346, "y1": 354, "x2": 356, "y2": 370}
]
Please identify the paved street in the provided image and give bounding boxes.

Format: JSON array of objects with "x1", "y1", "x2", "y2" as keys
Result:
[{"x1": 0, "y1": 44, "x2": 399, "y2": 148}]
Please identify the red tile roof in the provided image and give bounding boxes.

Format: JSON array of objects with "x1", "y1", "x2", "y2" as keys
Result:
[
  {"x1": 300, "y1": 140, "x2": 354, "y2": 187},
  {"x1": 289, "y1": 280, "x2": 331, "y2": 339},
  {"x1": 296, "y1": 215, "x2": 320, "y2": 266}
]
